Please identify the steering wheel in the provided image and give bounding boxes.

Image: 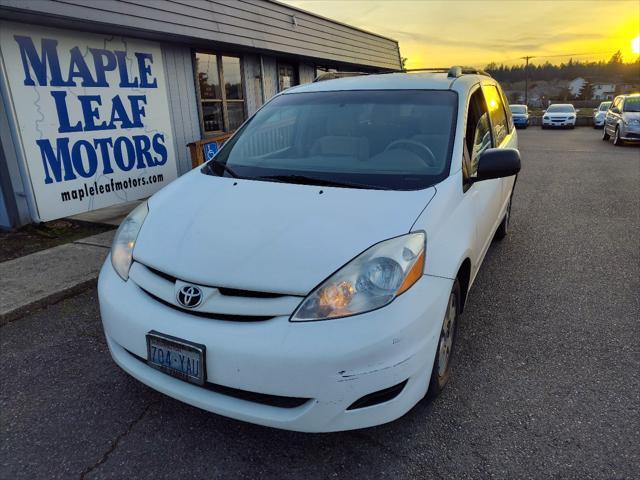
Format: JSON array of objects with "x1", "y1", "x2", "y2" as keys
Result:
[{"x1": 384, "y1": 139, "x2": 437, "y2": 167}]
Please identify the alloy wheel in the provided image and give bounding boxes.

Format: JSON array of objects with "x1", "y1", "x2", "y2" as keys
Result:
[{"x1": 437, "y1": 293, "x2": 457, "y2": 377}]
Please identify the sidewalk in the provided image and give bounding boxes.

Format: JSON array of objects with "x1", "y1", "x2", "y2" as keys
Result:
[
  {"x1": 0, "y1": 230, "x2": 115, "y2": 325},
  {"x1": 0, "y1": 201, "x2": 141, "y2": 325}
]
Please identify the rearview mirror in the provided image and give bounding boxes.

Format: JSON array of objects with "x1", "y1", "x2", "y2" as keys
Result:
[{"x1": 473, "y1": 148, "x2": 521, "y2": 183}]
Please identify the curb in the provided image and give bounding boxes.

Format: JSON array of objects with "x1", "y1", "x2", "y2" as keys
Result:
[
  {"x1": 0, "y1": 278, "x2": 98, "y2": 327},
  {"x1": 0, "y1": 230, "x2": 114, "y2": 326}
]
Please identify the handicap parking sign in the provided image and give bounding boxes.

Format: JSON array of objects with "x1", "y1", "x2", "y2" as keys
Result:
[{"x1": 203, "y1": 142, "x2": 219, "y2": 161}]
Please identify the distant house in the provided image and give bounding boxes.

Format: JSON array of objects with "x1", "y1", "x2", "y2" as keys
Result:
[
  {"x1": 569, "y1": 77, "x2": 587, "y2": 97},
  {"x1": 616, "y1": 83, "x2": 639, "y2": 95},
  {"x1": 592, "y1": 83, "x2": 616, "y2": 100}
]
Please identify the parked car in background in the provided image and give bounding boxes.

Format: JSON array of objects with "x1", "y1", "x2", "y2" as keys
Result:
[
  {"x1": 509, "y1": 104, "x2": 529, "y2": 128},
  {"x1": 593, "y1": 101, "x2": 612, "y2": 128},
  {"x1": 603, "y1": 94, "x2": 640, "y2": 145},
  {"x1": 98, "y1": 67, "x2": 521, "y2": 432},
  {"x1": 542, "y1": 104, "x2": 577, "y2": 129}
]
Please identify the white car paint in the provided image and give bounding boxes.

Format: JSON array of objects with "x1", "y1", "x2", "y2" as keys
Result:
[
  {"x1": 542, "y1": 103, "x2": 577, "y2": 128},
  {"x1": 593, "y1": 101, "x2": 611, "y2": 128},
  {"x1": 99, "y1": 71, "x2": 520, "y2": 432}
]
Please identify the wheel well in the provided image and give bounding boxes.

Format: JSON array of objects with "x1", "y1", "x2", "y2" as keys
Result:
[{"x1": 456, "y1": 259, "x2": 471, "y2": 313}]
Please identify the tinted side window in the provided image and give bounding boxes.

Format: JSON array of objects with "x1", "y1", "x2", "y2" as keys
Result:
[
  {"x1": 483, "y1": 85, "x2": 509, "y2": 145},
  {"x1": 463, "y1": 88, "x2": 492, "y2": 183}
]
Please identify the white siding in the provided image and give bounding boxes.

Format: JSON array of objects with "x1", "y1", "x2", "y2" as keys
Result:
[
  {"x1": 243, "y1": 54, "x2": 263, "y2": 116},
  {"x1": 299, "y1": 63, "x2": 315, "y2": 85},
  {"x1": 162, "y1": 44, "x2": 201, "y2": 175},
  {"x1": 262, "y1": 56, "x2": 278, "y2": 99},
  {"x1": 0, "y1": 0, "x2": 401, "y2": 70}
]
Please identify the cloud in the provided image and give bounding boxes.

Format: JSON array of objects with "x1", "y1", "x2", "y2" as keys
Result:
[{"x1": 389, "y1": 29, "x2": 608, "y2": 52}]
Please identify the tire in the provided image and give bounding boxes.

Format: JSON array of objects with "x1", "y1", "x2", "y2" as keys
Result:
[
  {"x1": 426, "y1": 279, "x2": 461, "y2": 400},
  {"x1": 613, "y1": 126, "x2": 624, "y2": 146},
  {"x1": 602, "y1": 127, "x2": 610, "y2": 141},
  {"x1": 494, "y1": 196, "x2": 511, "y2": 241}
]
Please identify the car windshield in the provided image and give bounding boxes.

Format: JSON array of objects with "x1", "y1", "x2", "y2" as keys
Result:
[
  {"x1": 623, "y1": 97, "x2": 640, "y2": 112},
  {"x1": 599, "y1": 102, "x2": 611, "y2": 111},
  {"x1": 205, "y1": 90, "x2": 458, "y2": 190},
  {"x1": 510, "y1": 105, "x2": 527, "y2": 114},
  {"x1": 547, "y1": 104, "x2": 575, "y2": 113}
]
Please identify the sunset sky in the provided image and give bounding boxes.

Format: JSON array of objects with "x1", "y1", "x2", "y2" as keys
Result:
[{"x1": 284, "y1": 0, "x2": 640, "y2": 68}]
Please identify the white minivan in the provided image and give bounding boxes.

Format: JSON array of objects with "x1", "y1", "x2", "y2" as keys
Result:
[{"x1": 99, "y1": 67, "x2": 521, "y2": 432}]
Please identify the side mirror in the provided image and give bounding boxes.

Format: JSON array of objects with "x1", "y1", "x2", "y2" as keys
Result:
[{"x1": 473, "y1": 148, "x2": 521, "y2": 183}]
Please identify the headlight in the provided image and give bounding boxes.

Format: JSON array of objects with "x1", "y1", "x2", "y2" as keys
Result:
[
  {"x1": 291, "y1": 232, "x2": 425, "y2": 321},
  {"x1": 111, "y1": 201, "x2": 148, "y2": 280},
  {"x1": 543, "y1": 116, "x2": 549, "y2": 120}
]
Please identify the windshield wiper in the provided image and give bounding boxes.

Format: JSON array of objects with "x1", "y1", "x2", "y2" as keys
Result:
[
  {"x1": 205, "y1": 160, "x2": 240, "y2": 178},
  {"x1": 256, "y1": 174, "x2": 387, "y2": 190}
]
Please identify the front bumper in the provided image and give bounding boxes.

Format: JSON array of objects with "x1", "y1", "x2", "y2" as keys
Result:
[
  {"x1": 98, "y1": 259, "x2": 453, "y2": 432},
  {"x1": 542, "y1": 118, "x2": 576, "y2": 127},
  {"x1": 512, "y1": 117, "x2": 528, "y2": 127},
  {"x1": 593, "y1": 117, "x2": 605, "y2": 127},
  {"x1": 620, "y1": 124, "x2": 640, "y2": 141}
]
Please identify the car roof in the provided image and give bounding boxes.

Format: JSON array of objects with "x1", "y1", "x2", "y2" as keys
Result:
[{"x1": 283, "y1": 72, "x2": 489, "y2": 94}]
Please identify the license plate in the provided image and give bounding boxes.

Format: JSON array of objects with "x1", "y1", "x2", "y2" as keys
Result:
[{"x1": 146, "y1": 331, "x2": 206, "y2": 386}]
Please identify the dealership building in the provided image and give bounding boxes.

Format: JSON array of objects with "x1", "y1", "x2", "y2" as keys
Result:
[{"x1": 0, "y1": 0, "x2": 401, "y2": 229}]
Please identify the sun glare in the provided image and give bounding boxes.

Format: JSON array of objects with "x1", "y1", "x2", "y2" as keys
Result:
[{"x1": 632, "y1": 35, "x2": 640, "y2": 55}]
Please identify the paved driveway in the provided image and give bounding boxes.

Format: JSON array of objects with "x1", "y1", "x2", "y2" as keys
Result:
[{"x1": 1, "y1": 128, "x2": 638, "y2": 479}]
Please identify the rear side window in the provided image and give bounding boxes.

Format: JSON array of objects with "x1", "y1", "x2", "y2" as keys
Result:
[
  {"x1": 482, "y1": 85, "x2": 509, "y2": 145},
  {"x1": 623, "y1": 97, "x2": 640, "y2": 112}
]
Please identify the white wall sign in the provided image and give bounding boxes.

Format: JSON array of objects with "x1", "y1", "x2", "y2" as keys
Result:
[{"x1": 0, "y1": 22, "x2": 178, "y2": 221}]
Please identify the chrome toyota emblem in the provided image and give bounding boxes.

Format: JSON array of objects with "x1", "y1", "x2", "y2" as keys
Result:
[{"x1": 176, "y1": 285, "x2": 203, "y2": 308}]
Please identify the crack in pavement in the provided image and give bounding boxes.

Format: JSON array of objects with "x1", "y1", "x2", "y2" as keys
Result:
[{"x1": 79, "y1": 400, "x2": 160, "y2": 479}]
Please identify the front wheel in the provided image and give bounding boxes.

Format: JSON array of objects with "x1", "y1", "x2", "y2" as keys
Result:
[
  {"x1": 427, "y1": 280, "x2": 461, "y2": 400},
  {"x1": 613, "y1": 126, "x2": 624, "y2": 146}
]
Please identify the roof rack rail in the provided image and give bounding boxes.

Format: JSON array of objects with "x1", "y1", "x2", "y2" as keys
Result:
[
  {"x1": 313, "y1": 71, "x2": 369, "y2": 82},
  {"x1": 401, "y1": 67, "x2": 450, "y2": 73},
  {"x1": 446, "y1": 66, "x2": 491, "y2": 78}
]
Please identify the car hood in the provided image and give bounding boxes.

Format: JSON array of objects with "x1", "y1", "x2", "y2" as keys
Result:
[
  {"x1": 545, "y1": 111, "x2": 575, "y2": 117},
  {"x1": 512, "y1": 113, "x2": 528, "y2": 117},
  {"x1": 623, "y1": 112, "x2": 640, "y2": 121},
  {"x1": 133, "y1": 170, "x2": 435, "y2": 295}
]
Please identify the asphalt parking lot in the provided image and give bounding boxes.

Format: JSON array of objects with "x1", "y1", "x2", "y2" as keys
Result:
[{"x1": 1, "y1": 128, "x2": 638, "y2": 480}]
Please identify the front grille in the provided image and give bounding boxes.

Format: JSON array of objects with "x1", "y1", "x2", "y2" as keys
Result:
[
  {"x1": 127, "y1": 349, "x2": 310, "y2": 408},
  {"x1": 140, "y1": 287, "x2": 275, "y2": 322},
  {"x1": 145, "y1": 265, "x2": 285, "y2": 299}
]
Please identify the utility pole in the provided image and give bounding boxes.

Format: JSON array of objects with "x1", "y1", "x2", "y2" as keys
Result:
[{"x1": 521, "y1": 55, "x2": 535, "y2": 106}]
